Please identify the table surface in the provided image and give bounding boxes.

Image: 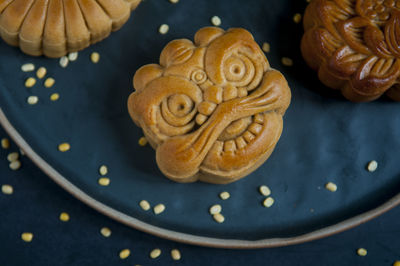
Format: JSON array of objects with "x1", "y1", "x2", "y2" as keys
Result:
[{"x1": 0, "y1": 126, "x2": 399, "y2": 266}]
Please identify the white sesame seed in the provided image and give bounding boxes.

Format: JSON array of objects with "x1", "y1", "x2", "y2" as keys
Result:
[
  {"x1": 91, "y1": 52, "x2": 100, "y2": 63},
  {"x1": 59, "y1": 212, "x2": 70, "y2": 222},
  {"x1": 159, "y1": 24, "x2": 169, "y2": 34},
  {"x1": 150, "y1": 248, "x2": 161, "y2": 259},
  {"x1": 7, "y1": 152, "x2": 19, "y2": 162},
  {"x1": 59, "y1": 56, "x2": 69, "y2": 68},
  {"x1": 259, "y1": 185, "x2": 271, "y2": 196},
  {"x1": 1, "y1": 138, "x2": 10, "y2": 149},
  {"x1": 44, "y1": 77, "x2": 55, "y2": 88},
  {"x1": 36, "y1": 67, "x2": 47, "y2": 79},
  {"x1": 293, "y1": 13, "x2": 302, "y2": 23},
  {"x1": 9, "y1": 160, "x2": 21, "y2": 171},
  {"x1": 138, "y1": 136, "x2": 148, "y2": 146},
  {"x1": 367, "y1": 160, "x2": 378, "y2": 172},
  {"x1": 262, "y1": 42, "x2": 270, "y2": 53},
  {"x1": 58, "y1": 143, "x2": 70, "y2": 152},
  {"x1": 119, "y1": 249, "x2": 130, "y2": 259},
  {"x1": 219, "y1": 191, "x2": 230, "y2": 200},
  {"x1": 25, "y1": 77, "x2": 36, "y2": 88},
  {"x1": 170, "y1": 249, "x2": 181, "y2": 260},
  {"x1": 50, "y1": 93, "x2": 60, "y2": 101},
  {"x1": 153, "y1": 203, "x2": 165, "y2": 214},
  {"x1": 325, "y1": 182, "x2": 337, "y2": 192},
  {"x1": 1, "y1": 184, "x2": 13, "y2": 194},
  {"x1": 211, "y1": 16, "x2": 222, "y2": 26},
  {"x1": 139, "y1": 200, "x2": 151, "y2": 211},
  {"x1": 68, "y1": 52, "x2": 78, "y2": 61},
  {"x1": 21, "y1": 63, "x2": 35, "y2": 72},
  {"x1": 357, "y1": 248, "x2": 367, "y2": 256},
  {"x1": 98, "y1": 177, "x2": 110, "y2": 186},
  {"x1": 27, "y1": 96, "x2": 39, "y2": 105},
  {"x1": 169, "y1": 0, "x2": 179, "y2": 3},
  {"x1": 213, "y1": 213, "x2": 225, "y2": 223},
  {"x1": 263, "y1": 197, "x2": 275, "y2": 208},
  {"x1": 99, "y1": 165, "x2": 108, "y2": 176},
  {"x1": 209, "y1": 204, "x2": 222, "y2": 215},
  {"x1": 21, "y1": 232, "x2": 33, "y2": 242},
  {"x1": 281, "y1": 57, "x2": 293, "y2": 66},
  {"x1": 100, "y1": 227, "x2": 111, "y2": 237}
]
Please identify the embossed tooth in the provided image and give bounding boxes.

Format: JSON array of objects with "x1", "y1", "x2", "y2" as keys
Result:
[
  {"x1": 248, "y1": 123, "x2": 263, "y2": 135},
  {"x1": 212, "y1": 140, "x2": 224, "y2": 154},
  {"x1": 235, "y1": 137, "x2": 247, "y2": 149},
  {"x1": 223, "y1": 84, "x2": 238, "y2": 101},
  {"x1": 196, "y1": 114, "x2": 208, "y2": 125},
  {"x1": 198, "y1": 101, "x2": 217, "y2": 116},
  {"x1": 243, "y1": 131, "x2": 255, "y2": 143},
  {"x1": 254, "y1": 113, "x2": 264, "y2": 124},
  {"x1": 224, "y1": 140, "x2": 236, "y2": 153},
  {"x1": 204, "y1": 85, "x2": 223, "y2": 104},
  {"x1": 238, "y1": 87, "x2": 248, "y2": 97}
]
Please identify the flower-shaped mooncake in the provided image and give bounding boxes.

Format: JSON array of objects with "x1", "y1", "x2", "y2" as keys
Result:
[
  {"x1": 302, "y1": 0, "x2": 400, "y2": 102},
  {"x1": 128, "y1": 27, "x2": 291, "y2": 184},
  {"x1": 0, "y1": 0, "x2": 141, "y2": 57}
]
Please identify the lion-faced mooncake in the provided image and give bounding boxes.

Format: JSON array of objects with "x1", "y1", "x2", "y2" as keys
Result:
[
  {"x1": 0, "y1": 0, "x2": 141, "y2": 57},
  {"x1": 302, "y1": 0, "x2": 400, "y2": 102},
  {"x1": 128, "y1": 27, "x2": 291, "y2": 184}
]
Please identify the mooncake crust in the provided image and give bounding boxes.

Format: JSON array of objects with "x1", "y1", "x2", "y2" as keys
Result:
[
  {"x1": 0, "y1": 0, "x2": 141, "y2": 57},
  {"x1": 301, "y1": 0, "x2": 400, "y2": 102},
  {"x1": 128, "y1": 27, "x2": 291, "y2": 184}
]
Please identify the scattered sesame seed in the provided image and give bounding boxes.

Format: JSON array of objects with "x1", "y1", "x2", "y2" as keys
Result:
[
  {"x1": 213, "y1": 213, "x2": 225, "y2": 223},
  {"x1": 393, "y1": 261, "x2": 400, "y2": 266},
  {"x1": 153, "y1": 203, "x2": 165, "y2": 214},
  {"x1": 357, "y1": 248, "x2": 367, "y2": 256},
  {"x1": 44, "y1": 77, "x2": 55, "y2": 88},
  {"x1": 150, "y1": 248, "x2": 161, "y2": 259},
  {"x1": 98, "y1": 177, "x2": 110, "y2": 186},
  {"x1": 50, "y1": 93, "x2": 60, "y2": 101},
  {"x1": 21, "y1": 63, "x2": 35, "y2": 72},
  {"x1": 211, "y1": 16, "x2": 222, "y2": 26},
  {"x1": 59, "y1": 212, "x2": 70, "y2": 222},
  {"x1": 25, "y1": 77, "x2": 36, "y2": 88},
  {"x1": 139, "y1": 200, "x2": 151, "y2": 211},
  {"x1": 99, "y1": 165, "x2": 108, "y2": 176},
  {"x1": 1, "y1": 184, "x2": 13, "y2": 194},
  {"x1": 138, "y1": 136, "x2": 148, "y2": 146},
  {"x1": 209, "y1": 204, "x2": 222, "y2": 215},
  {"x1": 325, "y1": 182, "x2": 337, "y2": 192},
  {"x1": 293, "y1": 13, "x2": 302, "y2": 23},
  {"x1": 169, "y1": 0, "x2": 179, "y2": 3},
  {"x1": 259, "y1": 185, "x2": 271, "y2": 196},
  {"x1": 262, "y1": 42, "x2": 270, "y2": 53},
  {"x1": 58, "y1": 143, "x2": 70, "y2": 152},
  {"x1": 36, "y1": 67, "x2": 47, "y2": 79},
  {"x1": 1, "y1": 138, "x2": 10, "y2": 149},
  {"x1": 21, "y1": 232, "x2": 33, "y2": 242},
  {"x1": 219, "y1": 191, "x2": 230, "y2": 200},
  {"x1": 100, "y1": 227, "x2": 111, "y2": 237},
  {"x1": 263, "y1": 197, "x2": 275, "y2": 208},
  {"x1": 159, "y1": 24, "x2": 169, "y2": 34},
  {"x1": 119, "y1": 249, "x2": 131, "y2": 259},
  {"x1": 7, "y1": 152, "x2": 19, "y2": 162},
  {"x1": 27, "y1": 96, "x2": 39, "y2": 105},
  {"x1": 9, "y1": 160, "x2": 21, "y2": 171},
  {"x1": 170, "y1": 249, "x2": 181, "y2": 260},
  {"x1": 68, "y1": 52, "x2": 78, "y2": 61},
  {"x1": 367, "y1": 160, "x2": 378, "y2": 172},
  {"x1": 281, "y1": 57, "x2": 293, "y2": 66},
  {"x1": 91, "y1": 52, "x2": 100, "y2": 63},
  {"x1": 59, "y1": 56, "x2": 69, "y2": 68}
]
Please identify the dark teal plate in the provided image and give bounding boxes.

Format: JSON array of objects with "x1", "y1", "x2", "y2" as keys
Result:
[{"x1": 0, "y1": 0, "x2": 400, "y2": 248}]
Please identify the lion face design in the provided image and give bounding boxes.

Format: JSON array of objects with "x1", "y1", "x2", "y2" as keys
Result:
[{"x1": 128, "y1": 27, "x2": 291, "y2": 184}]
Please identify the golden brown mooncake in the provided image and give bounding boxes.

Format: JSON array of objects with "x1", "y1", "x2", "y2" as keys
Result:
[
  {"x1": 302, "y1": 0, "x2": 400, "y2": 102},
  {"x1": 0, "y1": 0, "x2": 141, "y2": 58},
  {"x1": 127, "y1": 27, "x2": 291, "y2": 184}
]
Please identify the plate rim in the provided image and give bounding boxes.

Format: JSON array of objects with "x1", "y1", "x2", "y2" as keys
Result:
[{"x1": 1, "y1": 107, "x2": 399, "y2": 249}]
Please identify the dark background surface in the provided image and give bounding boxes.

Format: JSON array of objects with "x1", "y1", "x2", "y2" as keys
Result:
[{"x1": 0, "y1": 126, "x2": 399, "y2": 265}]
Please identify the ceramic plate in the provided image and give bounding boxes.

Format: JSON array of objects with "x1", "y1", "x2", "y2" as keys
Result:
[{"x1": 0, "y1": 0, "x2": 400, "y2": 248}]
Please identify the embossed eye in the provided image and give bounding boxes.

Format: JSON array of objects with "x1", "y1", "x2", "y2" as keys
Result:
[{"x1": 191, "y1": 69, "x2": 207, "y2": 84}]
